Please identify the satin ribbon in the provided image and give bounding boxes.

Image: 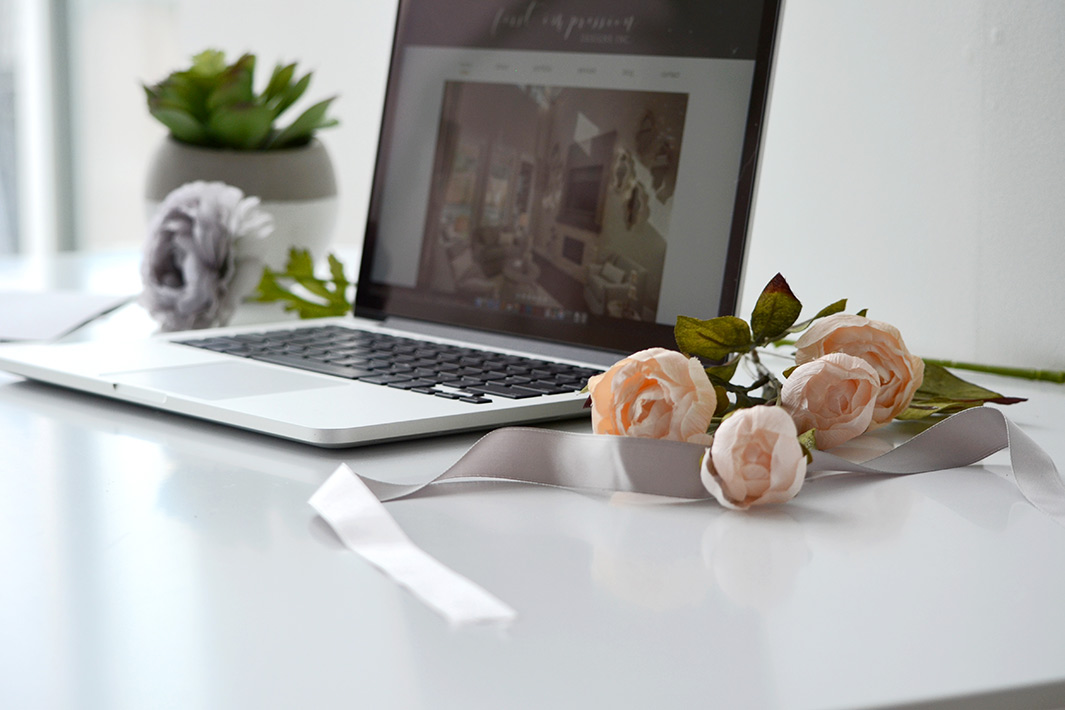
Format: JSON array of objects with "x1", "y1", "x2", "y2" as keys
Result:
[{"x1": 311, "y1": 407, "x2": 1064, "y2": 624}]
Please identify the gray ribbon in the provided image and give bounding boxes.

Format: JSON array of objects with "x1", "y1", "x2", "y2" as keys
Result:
[
  {"x1": 357, "y1": 408, "x2": 1064, "y2": 525},
  {"x1": 359, "y1": 427, "x2": 709, "y2": 501},
  {"x1": 807, "y1": 406, "x2": 1065, "y2": 524}
]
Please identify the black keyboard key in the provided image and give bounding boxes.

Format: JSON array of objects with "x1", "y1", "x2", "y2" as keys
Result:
[
  {"x1": 387, "y1": 378, "x2": 439, "y2": 390},
  {"x1": 358, "y1": 373, "x2": 417, "y2": 385},
  {"x1": 464, "y1": 383, "x2": 543, "y2": 399},
  {"x1": 253, "y1": 353, "x2": 370, "y2": 379}
]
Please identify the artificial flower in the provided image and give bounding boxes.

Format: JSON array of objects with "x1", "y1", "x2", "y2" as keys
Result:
[
  {"x1": 588, "y1": 347, "x2": 717, "y2": 445},
  {"x1": 585, "y1": 274, "x2": 1021, "y2": 512},
  {"x1": 781, "y1": 352, "x2": 881, "y2": 449},
  {"x1": 794, "y1": 313, "x2": 924, "y2": 428},
  {"x1": 141, "y1": 181, "x2": 274, "y2": 331},
  {"x1": 700, "y1": 406, "x2": 806, "y2": 510}
]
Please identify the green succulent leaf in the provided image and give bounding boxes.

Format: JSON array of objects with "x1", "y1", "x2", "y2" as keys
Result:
[
  {"x1": 251, "y1": 249, "x2": 353, "y2": 318},
  {"x1": 675, "y1": 315, "x2": 752, "y2": 361},
  {"x1": 269, "y1": 96, "x2": 337, "y2": 148},
  {"x1": 207, "y1": 56, "x2": 256, "y2": 113},
  {"x1": 750, "y1": 273, "x2": 802, "y2": 343},
  {"x1": 271, "y1": 72, "x2": 312, "y2": 119},
  {"x1": 262, "y1": 62, "x2": 296, "y2": 103},
  {"x1": 206, "y1": 104, "x2": 274, "y2": 149},
  {"x1": 190, "y1": 49, "x2": 227, "y2": 77},
  {"x1": 144, "y1": 50, "x2": 337, "y2": 151},
  {"x1": 147, "y1": 74, "x2": 212, "y2": 122},
  {"x1": 148, "y1": 107, "x2": 209, "y2": 144}
]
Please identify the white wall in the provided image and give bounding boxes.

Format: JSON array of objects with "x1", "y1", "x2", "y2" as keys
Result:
[
  {"x1": 741, "y1": 0, "x2": 1065, "y2": 370},
  {"x1": 176, "y1": 0, "x2": 397, "y2": 262},
  {"x1": 65, "y1": 0, "x2": 1065, "y2": 370}
]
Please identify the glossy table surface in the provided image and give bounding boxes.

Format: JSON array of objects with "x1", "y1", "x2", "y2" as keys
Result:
[{"x1": 3, "y1": 252, "x2": 1065, "y2": 710}]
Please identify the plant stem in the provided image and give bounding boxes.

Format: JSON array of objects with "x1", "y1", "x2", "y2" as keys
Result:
[
  {"x1": 924, "y1": 358, "x2": 1065, "y2": 384},
  {"x1": 748, "y1": 349, "x2": 782, "y2": 403}
]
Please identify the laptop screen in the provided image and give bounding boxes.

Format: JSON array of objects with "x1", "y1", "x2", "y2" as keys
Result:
[{"x1": 356, "y1": 0, "x2": 781, "y2": 355}]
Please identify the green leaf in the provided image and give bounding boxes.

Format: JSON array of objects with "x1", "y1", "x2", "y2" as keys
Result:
[
  {"x1": 149, "y1": 72, "x2": 213, "y2": 122},
  {"x1": 327, "y1": 254, "x2": 350, "y2": 288},
  {"x1": 798, "y1": 429, "x2": 817, "y2": 461},
  {"x1": 897, "y1": 361, "x2": 1027, "y2": 420},
  {"x1": 206, "y1": 103, "x2": 275, "y2": 149},
  {"x1": 705, "y1": 358, "x2": 739, "y2": 383},
  {"x1": 788, "y1": 298, "x2": 847, "y2": 334},
  {"x1": 206, "y1": 54, "x2": 256, "y2": 112},
  {"x1": 896, "y1": 400, "x2": 975, "y2": 420},
  {"x1": 812, "y1": 299, "x2": 848, "y2": 321},
  {"x1": 262, "y1": 62, "x2": 297, "y2": 104},
  {"x1": 750, "y1": 273, "x2": 802, "y2": 343},
  {"x1": 285, "y1": 248, "x2": 316, "y2": 278},
  {"x1": 712, "y1": 385, "x2": 730, "y2": 417},
  {"x1": 675, "y1": 315, "x2": 752, "y2": 361},
  {"x1": 190, "y1": 49, "x2": 227, "y2": 78},
  {"x1": 148, "y1": 107, "x2": 209, "y2": 144},
  {"x1": 271, "y1": 72, "x2": 312, "y2": 119},
  {"x1": 856, "y1": 308, "x2": 868, "y2": 318},
  {"x1": 269, "y1": 96, "x2": 337, "y2": 148},
  {"x1": 251, "y1": 249, "x2": 353, "y2": 318},
  {"x1": 918, "y1": 361, "x2": 1008, "y2": 401}
]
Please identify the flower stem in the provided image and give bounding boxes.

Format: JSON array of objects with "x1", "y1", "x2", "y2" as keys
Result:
[
  {"x1": 748, "y1": 349, "x2": 782, "y2": 403},
  {"x1": 924, "y1": 358, "x2": 1065, "y2": 384}
]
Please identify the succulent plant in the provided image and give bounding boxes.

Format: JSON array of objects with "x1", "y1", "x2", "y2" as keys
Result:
[{"x1": 144, "y1": 49, "x2": 338, "y2": 150}]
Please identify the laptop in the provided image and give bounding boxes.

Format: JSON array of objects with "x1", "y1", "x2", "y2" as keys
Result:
[{"x1": 0, "y1": 0, "x2": 782, "y2": 447}]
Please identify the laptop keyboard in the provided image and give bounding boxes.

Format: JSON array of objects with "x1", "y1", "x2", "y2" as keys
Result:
[{"x1": 176, "y1": 324, "x2": 602, "y2": 405}]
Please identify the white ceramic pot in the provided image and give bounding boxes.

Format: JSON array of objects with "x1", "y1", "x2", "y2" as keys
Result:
[{"x1": 145, "y1": 137, "x2": 338, "y2": 270}]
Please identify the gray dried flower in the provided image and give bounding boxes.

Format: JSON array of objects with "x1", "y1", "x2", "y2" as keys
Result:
[{"x1": 141, "y1": 181, "x2": 274, "y2": 331}]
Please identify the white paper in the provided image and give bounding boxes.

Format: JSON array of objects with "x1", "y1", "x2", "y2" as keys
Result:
[{"x1": 0, "y1": 291, "x2": 133, "y2": 341}]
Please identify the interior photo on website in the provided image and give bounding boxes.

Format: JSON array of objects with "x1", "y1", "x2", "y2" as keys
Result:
[{"x1": 415, "y1": 80, "x2": 688, "y2": 325}]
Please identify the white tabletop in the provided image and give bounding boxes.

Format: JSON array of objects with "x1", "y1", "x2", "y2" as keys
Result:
[{"x1": 3, "y1": 252, "x2": 1065, "y2": 710}]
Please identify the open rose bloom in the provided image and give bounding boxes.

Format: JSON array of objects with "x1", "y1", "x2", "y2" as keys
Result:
[
  {"x1": 701, "y1": 406, "x2": 806, "y2": 510},
  {"x1": 794, "y1": 313, "x2": 924, "y2": 428},
  {"x1": 588, "y1": 348, "x2": 717, "y2": 445},
  {"x1": 141, "y1": 181, "x2": 274, "y2": 331},
  {"x1": 782, "y1": 352, "x2": 880, "y2": 449}
]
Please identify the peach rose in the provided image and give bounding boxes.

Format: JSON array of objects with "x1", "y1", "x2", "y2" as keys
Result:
[
  {"x1": 701, "y1": 406, "x2": 806, "y2": 510},
  {"x1": 781, "y1": 352, "x2": 880, "y2": 449},
  {"x1": 588, "y1": 348, "x2": 717, "y2": 445},
  {"x1": 794, "y1": 314, "x2": 924, "y2": 428}
]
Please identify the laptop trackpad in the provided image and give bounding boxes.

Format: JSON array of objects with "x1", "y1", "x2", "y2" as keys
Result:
[{"x1": 107, "y1": 361, "x2": 347, "y2": 401}]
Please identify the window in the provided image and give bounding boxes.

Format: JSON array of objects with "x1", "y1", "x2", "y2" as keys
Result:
[
  {"x1": 0, "y1": 0, "x2": 17, "y2": 253},
  {"x1": 4, "y1": 0, "x2": 396, "y2": 256}
]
